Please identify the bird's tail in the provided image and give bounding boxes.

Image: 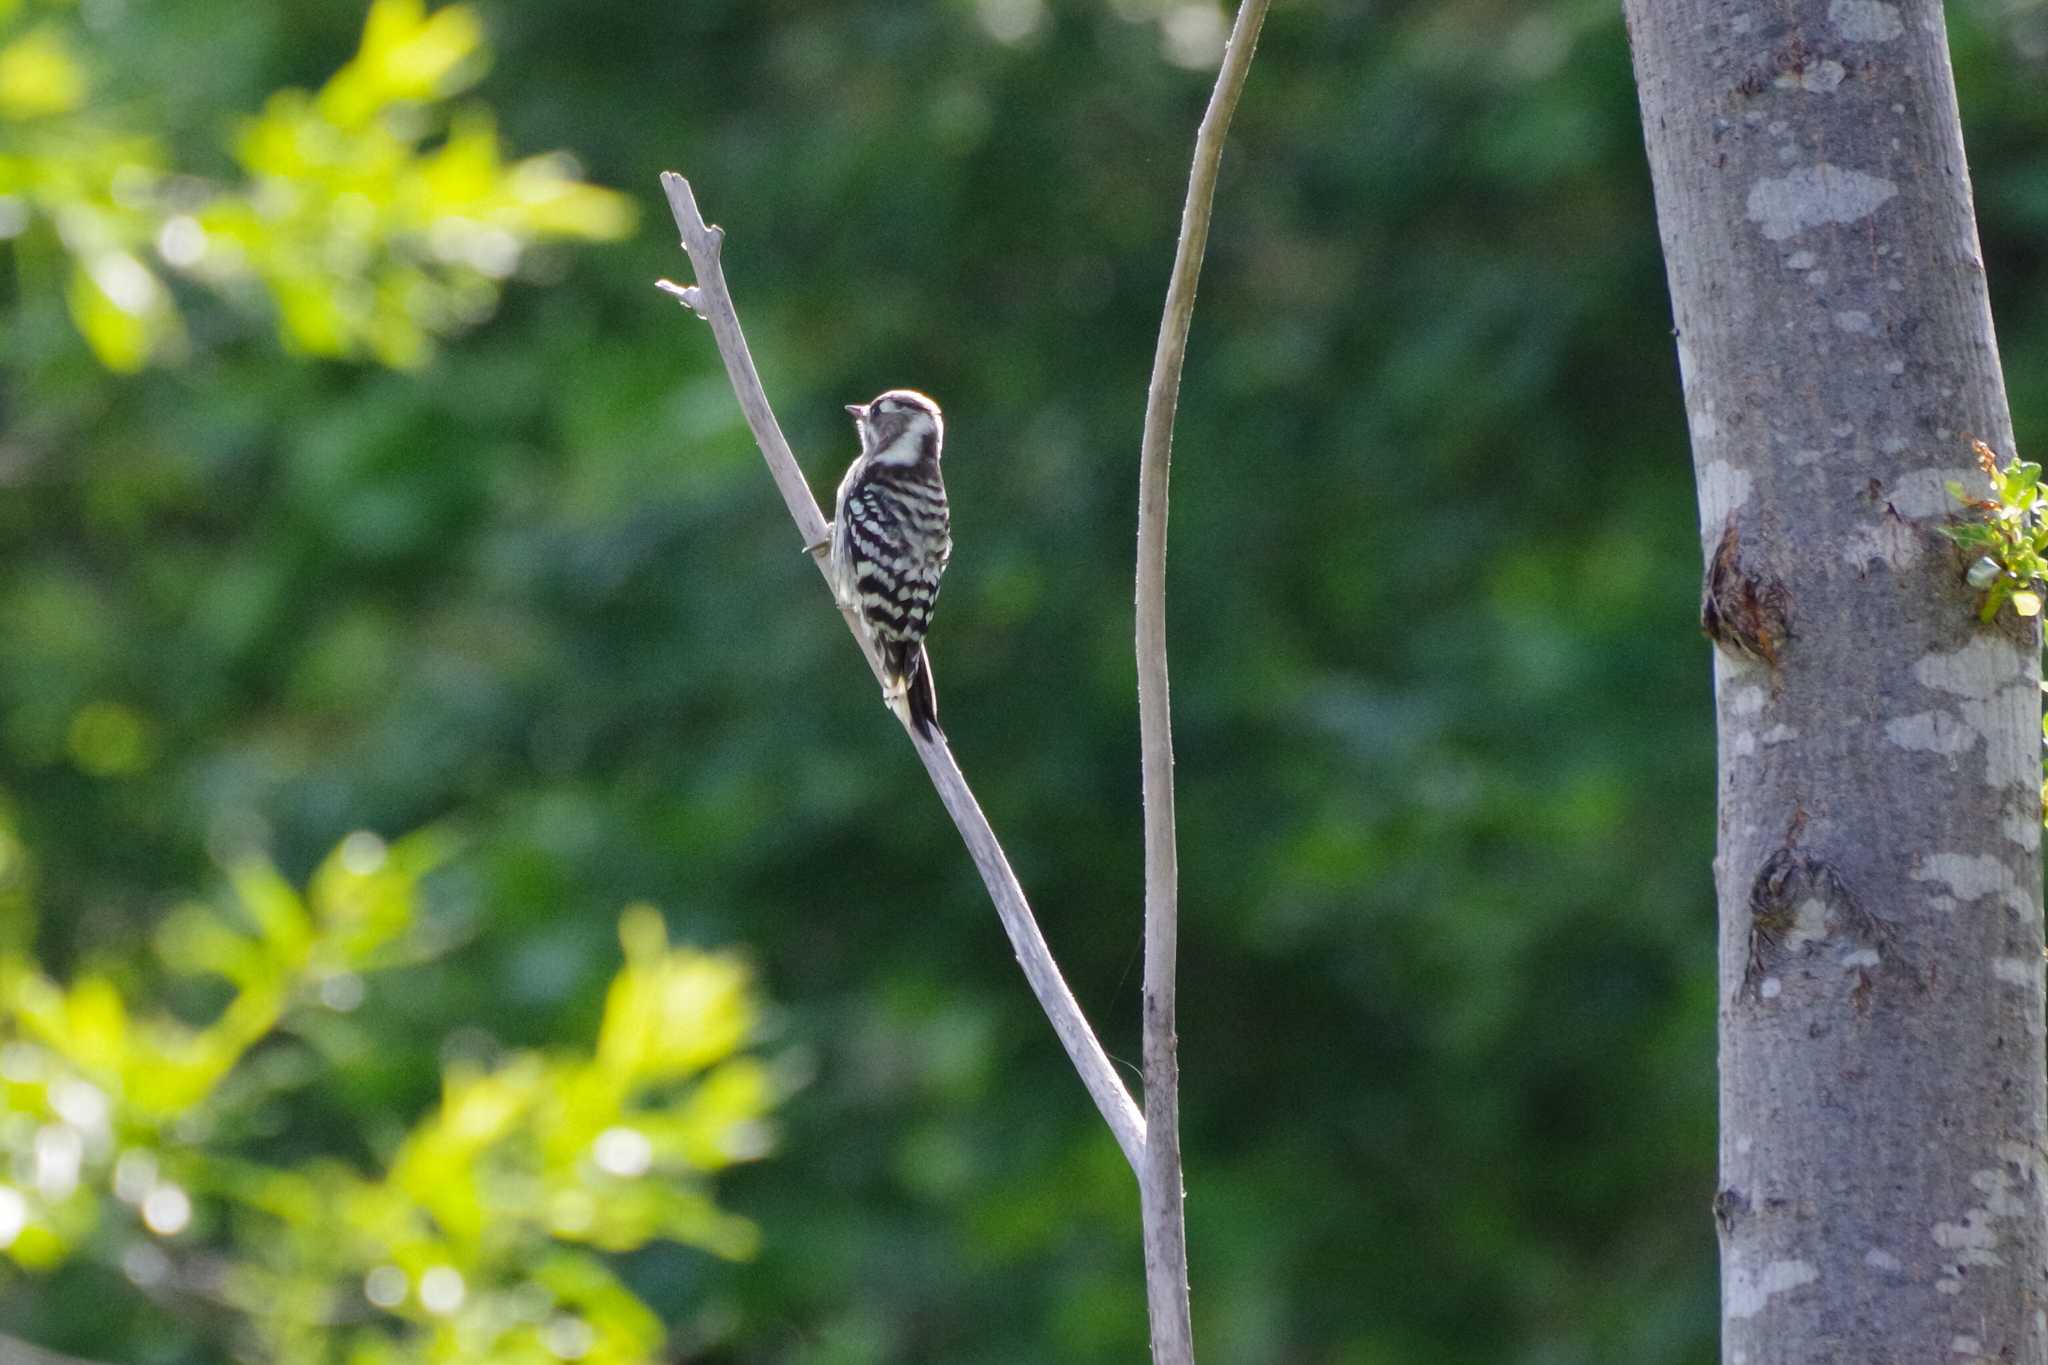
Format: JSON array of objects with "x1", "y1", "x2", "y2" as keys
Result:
[
  {"x1": 885, "y1": 641, "x2": 941, "y2": 740},
  {"x1": 907, "y1": 645, "x2": 940, "y2": 740}
]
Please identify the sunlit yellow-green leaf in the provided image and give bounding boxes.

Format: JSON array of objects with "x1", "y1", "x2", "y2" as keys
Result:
[
  {"x1": 59, "y1": 975, "x2": 129, "y2": 1073},
  {"x1": 394, "y1": 1147, "x2": 486, "y2": 1249},
  {"x1": 124, "y1": 1001, "x2": 265, "y2": 1117},
  {"x1": 201, "y1": 976, "x2": 288, "y2": 1057},
  {"x1": 422, "y1": 110, "x2": 499, "y2": 208},
  {"x1": 125, "y1": 1053, "x2": 239, "y2": 1117},
  {"x1": 319, "y1": 0, "x2": 485, "y2": 128},
  {"x1": 155, "y1": 901, "x2": 265, "y2": 986},
  {"x1": 370, "y1": 0, "x2": 486, "y2": 100},
  {"x1": 653, "y1": 1185, "x2": 758, "y2": 1260},
  {"x1": 269, "y1": 272, "x2": 355, "y2": 357},
  {"x1": 192, "y1": 195, "x2": 262, "y2": 250},
  {"x1": 617, "y1": 903, "x2": 666, "y2": 963},
  {"x1": 670, "y1": 1058, "x2": 775, "y2": 1170},
  {"x1": 5, "y1": 1220, "x2": 67, "y2": 1270},
  {"x1": 504, "y1": 157, "x2": 637, "y2": 239},
  {"x1": 364, "y1": 282, "x2": 431, "y2": 368},
  {"x1": 0, "y1": 26, "x2": 86, "y2": 120},
  {"x1": 65, "y1": 700, "x2": 153, "y2": 777},
  {"x1": 2, "y1": 963, "x2": 65, "y2": 1046},
  {"x1": 442, "y1": 1057, "x2": 542, "y2": 1145},
  {"x1": 532, "y1": 1063, "x2": 627, "y2": 1170},
  {"x1": 389, "y1": 1054, "x2": 544, "y2": 1246},
  {"x1": 228, "y1": 857, "x2": 314, "y2": 961},
  {"x1": 534, "y1": 1252, "x2": 666, "y2": 1359},
  {"x1": 65, "y1": 255, "x2": 180, "y2": 372},
  {"x1": 597, "y1": 920, "x2": 754, "y2": 1085},
  {"x1": 306, "y1": 828, "x2": 445, "y2": 964},
  {"x1": 233, "y1": 90, "x2": 322, "y2": 178}
]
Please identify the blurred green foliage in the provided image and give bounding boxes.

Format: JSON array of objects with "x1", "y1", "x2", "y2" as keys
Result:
[
  {"x1": 0, "y1": 826, "x2": 774, "y2": 1364},
  {"x1": 0, "y1": 0, "x2": 632, "y2": 368},
  {"x1": 0, "y1": 0, "x2": 2043, "y2": 1362}
]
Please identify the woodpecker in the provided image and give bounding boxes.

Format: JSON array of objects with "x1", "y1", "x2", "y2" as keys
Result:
[{"x1": 828, "y1": 389, "x2": 952, "y2": 738}]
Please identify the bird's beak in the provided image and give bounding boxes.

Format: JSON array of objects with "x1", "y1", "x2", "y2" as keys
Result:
[{"x1": 845, "y1": 404, "x2": 868, "y2": 421}]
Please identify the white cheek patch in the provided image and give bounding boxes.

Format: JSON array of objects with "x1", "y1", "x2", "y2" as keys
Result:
[{"x1": 875, "y1": 417, "x2": 934, "y2": 465}]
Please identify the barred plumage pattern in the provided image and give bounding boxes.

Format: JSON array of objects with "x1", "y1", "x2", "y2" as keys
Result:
[{"x1": 831, "y1": 390, "x2": 952, "y2": 737}]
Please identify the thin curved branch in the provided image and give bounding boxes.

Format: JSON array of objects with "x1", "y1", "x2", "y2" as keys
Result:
[
  {"x1": 1134, "y1": 2, "x2": 1271, "y2": 1359},
  {"x1": 656, "y1": 172, "x2": 1146, "y2": 1171}
]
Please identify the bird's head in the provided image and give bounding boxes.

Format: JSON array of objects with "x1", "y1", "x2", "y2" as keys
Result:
[{"x1": 848, "y1": 389, "x2": 944, "y2": 465}]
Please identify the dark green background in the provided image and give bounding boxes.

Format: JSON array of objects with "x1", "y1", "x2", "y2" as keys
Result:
[{"x1": 5, "y1": 0, "x2": 2045, "y2": 1360}]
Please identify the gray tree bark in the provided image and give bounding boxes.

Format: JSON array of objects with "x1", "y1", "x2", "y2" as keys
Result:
[{"x1": 1625, "y1": 3, "x2": 2048, "y2": 1362}]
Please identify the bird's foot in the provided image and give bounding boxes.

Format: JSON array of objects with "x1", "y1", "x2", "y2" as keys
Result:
[
  {"x1": 881, "y1": 674, "x2": 912, "y2": 728},
  {"x1": 803, "y1": 524, "x2": 832, "y2": 557}
]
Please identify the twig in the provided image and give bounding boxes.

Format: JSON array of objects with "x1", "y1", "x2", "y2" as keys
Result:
[
  {"x1": 655, "y1": 172, "x2": 1146, "y2": 1171},
  {"x1": 1134, "y1": 2, "x2": 1271, "y2": 1360}
]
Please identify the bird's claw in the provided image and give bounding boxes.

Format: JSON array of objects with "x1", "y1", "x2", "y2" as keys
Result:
[{"x1": 881, "y1": 674, "x2": 911, "y2": 727}]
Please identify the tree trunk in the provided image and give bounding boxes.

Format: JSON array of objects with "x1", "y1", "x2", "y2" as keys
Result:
[{"x1": 1625, "y1": 3, "x2": 2047, "y2": 1361}]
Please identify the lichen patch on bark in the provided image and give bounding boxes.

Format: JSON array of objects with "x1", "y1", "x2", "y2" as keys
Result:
[
  {"x1": 1887, "y1": 709, "x2": 1982, "y2": 755},
  {"x1": 1776, "y1": 60, "x2": 1847, "y2": 94},
  {"x1": 2001, "y1": 810, "x2": 2042, "y2": 851},
  {"x1": 1745, "y1": 163, "x2": 1899, "y2": 241},
  {"x1": 1914, "y1": 637, "x2": 2029, "y2": 699},
  {"x1": 1887, "y1": 466, "x2": 1972, "y2": 518},
  {"x1": 1910, "y1": 638, "x2": 2037, "y2": 786},
  {"x1": 1994, "y1": 957, "x2": 2039, "y2": 986},
  {"x1": 1728, "y1": 684, "x2": 1768, "y2": 717},
  {"x1": 1699, "y1": 458, "x2": 1754, "y2": 526},
  {"x1": 1828, "y1": 0, "x2": 1905, "y2": 41},
  {"x1": 1933, "y1": 1191, "x2": 2013, "y2": 1269},
  {"x1": 1913, "y1": 851, "x2": 2033, "y2": 919},
  {"x1": 1725, "y1": 1257, "x2": 1819, "y2": 1319}
]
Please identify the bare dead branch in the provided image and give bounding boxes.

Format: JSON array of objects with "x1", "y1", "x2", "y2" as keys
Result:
[
  {"x1": 656, "y1": 172, "x2": 1146, "y2": 1171},
  {"x1": 1134, "y1": 1, "x2": 1271, "y2": 1359}
]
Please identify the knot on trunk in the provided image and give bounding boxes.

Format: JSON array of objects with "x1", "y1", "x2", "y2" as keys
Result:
[
  {"x1": 1703, "y1": 519, "x2": 1791, "y2": 667},
  {"x1": 1742, "y1": 845, "x2": 1908, "y2": 1007}
]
